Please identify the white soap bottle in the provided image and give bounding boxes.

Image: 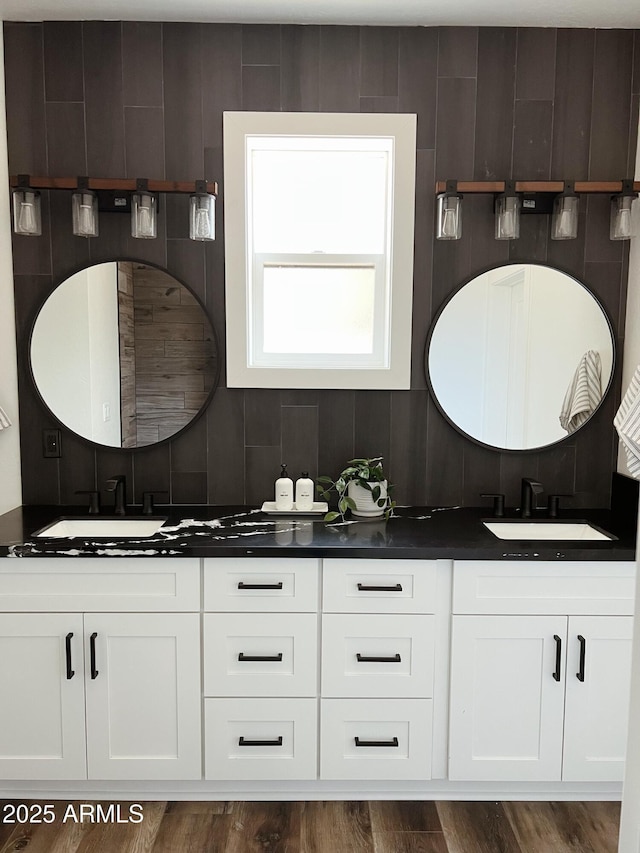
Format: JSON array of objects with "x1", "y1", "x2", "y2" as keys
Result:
[
  {"x1": 274, "y1": 464, "x2": 294, "y2": 511},
  {"x1": 295, "y1": 471, "x2": 314, "y2": 511}
]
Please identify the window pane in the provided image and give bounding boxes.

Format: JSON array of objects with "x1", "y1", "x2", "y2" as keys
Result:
[
  {"x1": 250, "y1": 141, "x2": 390, "y2": 254},
  {"x1": 262, "y1": 265, "x2": 376, "y2": 355}
]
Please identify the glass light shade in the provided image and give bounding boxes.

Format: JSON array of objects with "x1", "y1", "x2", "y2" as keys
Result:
[
  {"x1": 436, "y1": 193, "x2": 462, "y2": 240},
  {"x1": 12, "y1": 189, "x2": 42, "y2": 236},
  {"x1": 495, "y1": 195, "x2": 520, "y2": 240},
  {"x1": 551, "y1": 194, "x2": 579, "y2": 240},
  {"x1": 72, "y1": 190, "x2": 99, "y2": 237},
  {"x1": 131, "y1": 191, "x2": 157, "y2": 239},
  {"x1": 610, "y1": 194, "x2": 636, "y2": 240},
  {"x1": 189, "y1": 193, "x2": 216, "y2": 241}
]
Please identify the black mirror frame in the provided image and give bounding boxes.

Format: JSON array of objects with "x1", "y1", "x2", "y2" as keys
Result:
[
  {"x1": 424, "y1": 260, "x2": 617, "y2": 454},
  {"x1": 27, "y1": 257, "x2": 221, "y2": 452}
]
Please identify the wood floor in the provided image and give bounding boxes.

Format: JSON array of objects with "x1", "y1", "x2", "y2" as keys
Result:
[{"x1": 0, "y1": 800, "x2": 621, "y2": 853}]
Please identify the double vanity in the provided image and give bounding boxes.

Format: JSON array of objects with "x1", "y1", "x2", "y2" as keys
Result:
[
  {"x1": 3, "y1": 252, "x2": 635, "y2": 801},
  {"x1": 0, "y1": 502, "x2": 635, "y2": 802}
]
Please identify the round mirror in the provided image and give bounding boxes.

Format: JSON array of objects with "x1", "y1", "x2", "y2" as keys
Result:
[
  {"x1": 30, "y1": 260, "x2": 219, "y2": 449},
  {"x1": 426, "y1": 263, "x2": 615, "y2": 451}
]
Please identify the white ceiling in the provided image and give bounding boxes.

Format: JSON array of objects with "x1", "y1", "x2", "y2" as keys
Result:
[{"x1": 1, "y1": 0, "x2": 639, "y2": 28}]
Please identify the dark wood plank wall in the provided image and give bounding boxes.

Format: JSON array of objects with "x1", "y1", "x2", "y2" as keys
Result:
[{"x1": 5, "y1": 23, "x2": 640, "y2": 508}]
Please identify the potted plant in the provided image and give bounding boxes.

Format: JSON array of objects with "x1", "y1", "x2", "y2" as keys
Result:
[{"x1": 317, "y1": 457, "x2": 395, "y2": 522}]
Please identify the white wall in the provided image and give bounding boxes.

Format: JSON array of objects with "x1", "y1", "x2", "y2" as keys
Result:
[
  {"x1": 0, "y1": 25, "x2": 22, "y2": 515},
  {"x1": 617, "y1": 113, "x2": 640, "y2": 853}
]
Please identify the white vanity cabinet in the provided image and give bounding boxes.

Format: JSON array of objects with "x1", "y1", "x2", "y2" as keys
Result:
[
  {"x1": 0, "y1": 558, "x2": 202, "y2": 781},
  {"x1": 449, "y1": 561, "x2": 635, "y2": 783},
  {"x1": 320, "y1": 559, "x2": 438, "y2": 780},
  {"x1": 203, "y1": 557, "x2": 319, "y2": 781}
]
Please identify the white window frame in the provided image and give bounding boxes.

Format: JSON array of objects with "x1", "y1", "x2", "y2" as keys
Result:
[{"x1": 223, "y1": 111, "x2": 416, "y2": 390}]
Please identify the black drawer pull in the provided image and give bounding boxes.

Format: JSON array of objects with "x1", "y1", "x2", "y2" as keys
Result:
[
  {"x1": 354, "y1": 737, "x2": 399, "y2": 748},
  {"x1": 238, "y1": 652, "x2": 283, "y2": 662},
  {"x1": 356, "y1": 653, "x2": 401, "y2": 663},
  {"x1": 357, "y1": 583, "x2": 402, "y2": 592},
  {"x1": 89, "y1": 632, "x2": 98, "y2": 680},
  {"x1": 553, "y1": 634, "x2": 562, "y2": 682},
  {"x1": 65, "y1": 632, "x2": 75, "y2": 680},
  {"x1": 239, "y1": 736, "x2": 283, "y2": 747},
  {"x1": 577, "y1": 635, "x2": 586, "y2": 682},
  {"x1": 237, "y1": 581, "x2": 283, "y2": 590}
]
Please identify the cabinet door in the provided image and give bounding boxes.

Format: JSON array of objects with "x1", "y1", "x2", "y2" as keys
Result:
[
  {"x1": 85, "y1": 613, "x2": 201, "y2": 780},
  {"x1": 563, "y1": 615, "x2": 633, "y2": 782},
  {"x1": 449, "y1": 615, "x2": 567, "y2": 781},
  {"x1": 0, "y1": 614, "x2": 86, "y2": 780}
]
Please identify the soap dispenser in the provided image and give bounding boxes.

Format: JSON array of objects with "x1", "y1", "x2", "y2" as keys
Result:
[
  {"x1": 274, "y1": 464, "x2": 294, "y2": 511},
  {"x1": 295, "y1": 472, "x2": 314, "y2": 511}
]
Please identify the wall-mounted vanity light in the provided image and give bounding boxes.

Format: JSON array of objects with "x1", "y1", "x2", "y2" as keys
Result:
[
  {"x1": 9, "y1": 175, "x2": 218, "y2": 241},
  {"x1": 12, "y1": 176, "x2": 42, "y2": 236},
  {"x1": 436, "y1": 180, "x2": 463, "y2": 240},
  {"x1": 130, "y1": 179, "x2": 157, "y2": 239},
  {"x1": 550, "y1": 181, "x2": 579, "y2": 240},
  {"x1": 71, "y1": 177, "x2": 98, "y2": 238},
  {"x1": 494, "y1": 180, "x2": 520, "y2": 240},
  {"x1": 189, "y1": 180, "x2": 216, "y2": 241},
  {"x1": 610, "y1": 179, "x2": 638, "y2": 240},
  {"x1": 435, "y1": 179, "x2": 640, "y2": 243}
]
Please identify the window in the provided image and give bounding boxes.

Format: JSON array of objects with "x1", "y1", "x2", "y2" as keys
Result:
[{"x1": 224, "y1": 111, "x2": 416, "y2": 389}]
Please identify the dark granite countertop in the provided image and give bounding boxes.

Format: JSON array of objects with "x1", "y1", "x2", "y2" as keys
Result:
[{"x1": 0, "y1": 504, "x2": 635, "y2": 561}]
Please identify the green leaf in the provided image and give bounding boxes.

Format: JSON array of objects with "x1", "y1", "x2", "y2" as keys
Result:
[
  {"x1": 317, "y1": 476, "x2": 333, "y2": 485},
  {"x1": 338, "y1": 497, "x2": 349, "y2": 514},
  {"x1": 344, "y1": 497, "x2": 357, "y2": 510},
  {"x1": 324, "y1": 511, "x2": 340, "y2": 522}
]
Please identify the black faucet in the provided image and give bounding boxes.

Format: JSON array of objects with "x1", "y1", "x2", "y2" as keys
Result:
[
  {"x1": 520, "y1": 478, "x2": 544, "y2": 518},
  {"x1": 105, "y1": 475, "x2": 127, "y2": 516}
]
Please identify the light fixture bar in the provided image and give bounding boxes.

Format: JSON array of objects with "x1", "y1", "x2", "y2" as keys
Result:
[
  {"x1": 435, "y1": 179, "x2": 640, "y2": 194},
  {"x1": 9, "y1": 175, "x2": 218, "y2": 195}
]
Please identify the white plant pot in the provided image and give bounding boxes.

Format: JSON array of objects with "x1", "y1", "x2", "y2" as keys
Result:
[{"x1": 347, "y1": 480, "x2": 388, "y2": 518}]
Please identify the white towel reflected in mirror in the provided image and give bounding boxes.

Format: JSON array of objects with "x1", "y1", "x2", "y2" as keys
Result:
[{"x1": 559, "y1": 350, "x2": 602, "y2": 434}]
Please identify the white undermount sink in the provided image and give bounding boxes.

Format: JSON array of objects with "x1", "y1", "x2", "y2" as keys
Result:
[
  {"x1": 33, "y1": 517, "x2": 167, "y2": 539},
  {"x1": 483, "y1": 521, "x2": 615, "y2": 541}
]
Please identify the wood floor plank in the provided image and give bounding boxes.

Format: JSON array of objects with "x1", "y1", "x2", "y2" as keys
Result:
[
  {"x1": 224, "y1": 801, "x2": 302, "y2": 853},
  {"x1": 505, "y1": 801, "x2": 620, "y2": 853},
  {"x1": 72, "y1": 801, "x2": 165, "y2": 853},
  {"x1": 163, "y1": 801, "x2": 233, "y2": 815},
  {"x1": 369, "y1": 800, "x2": 442, "y2": 832},
  {"x1": 300, "y1": 801, "x2": 374, "y2": 852},
  {"x1": 437, "y1": 801, "x2": 524, "y2": 853},
  {"x1": 150, "y1": 813, "x2": 233, "y2": 853},
  {"x1": 373, "y1": 831, "x2": 449, "y2": 852}
]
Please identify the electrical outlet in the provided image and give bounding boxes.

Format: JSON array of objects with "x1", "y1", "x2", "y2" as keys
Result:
[{"x1": 43, "y1": 428, "x2": 62, "y2": 458}]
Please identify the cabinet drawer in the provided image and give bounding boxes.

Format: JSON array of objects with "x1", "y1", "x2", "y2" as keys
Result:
[
  {"x1": 453, "y1": 561, "x2": 636, "y2": 615},
  {"x1": 0, "y1": 558, "x2": 200, "y2": 612},
  {"x1": 204, "y1": 558, "x2": 318, "y2": 612},
  {"x1": 320, "y1": 698, "x2": 432, "y2": 780},
  {"x1": 321, "y1": 614, "x2": 435, "y2": 698},
  {"x1": 323, "y1": 559, "x2": 437, "y2": 613},
  {"x1": 203, "y1": 613, "x2": 317, "y2": 697},
  {"x1": 204, "y1": 698, "x2": 317, "y2": 780}
]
